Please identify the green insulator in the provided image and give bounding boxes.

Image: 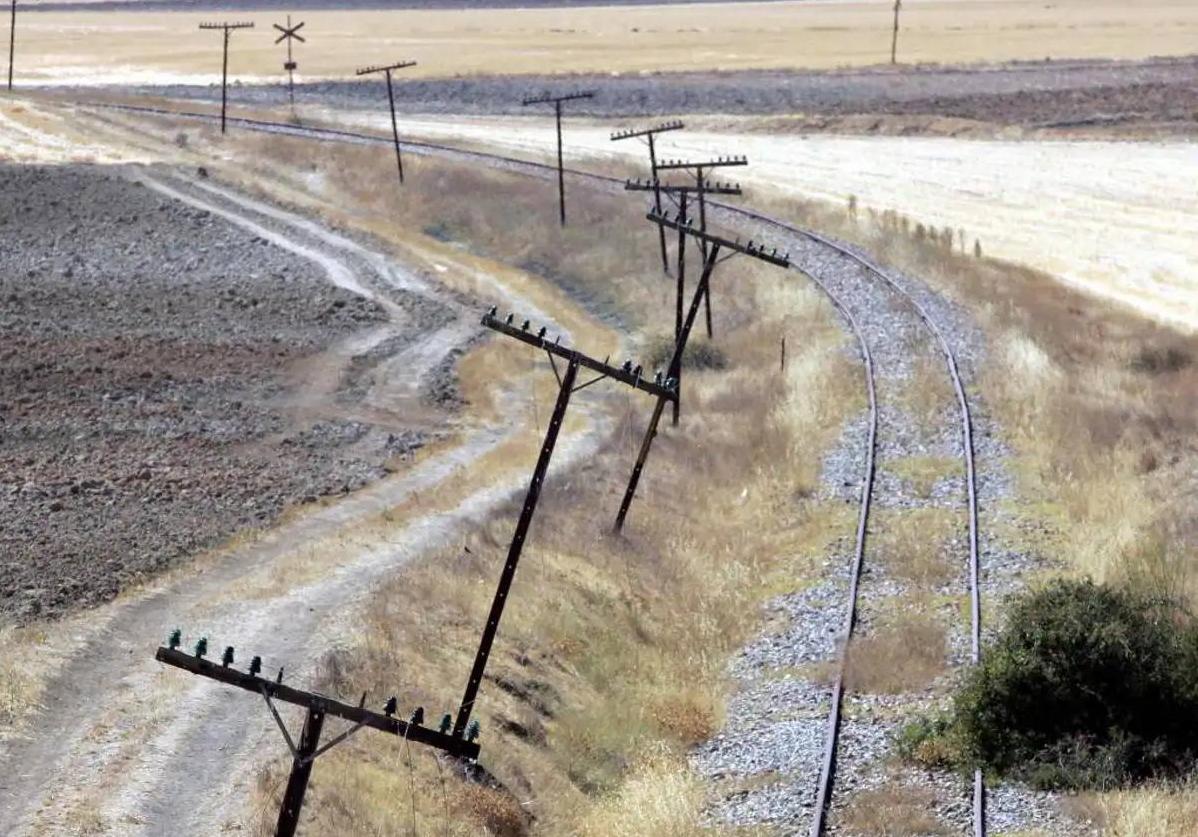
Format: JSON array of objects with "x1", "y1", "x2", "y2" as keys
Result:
[
  {"x1": 439, "y1": 714, "x2": 452, "y2": 735},
  {"x1": 221, "y1": 646, "x2": 235, "y2": 667},
  {"x1": 168, "y1": 629, "x2": 182, "y2": 650},
  {"x1": 466, "y1": 720, "x2": 480, "y2": 743},
  {"x1": 194, "y1": 637, "x2": 208, "y2": 658}
]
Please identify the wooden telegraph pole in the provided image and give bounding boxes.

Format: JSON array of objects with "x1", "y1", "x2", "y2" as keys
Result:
[
  {"x1": 614, "y1": 212, "x2": 791, "y2": 532},
  {"x1": 453, "y1": 309, "x2": 676, "y2": 737},
  {"x1": 611, "y1": 121, "x2": 685, "y2": 273},
  {"x1": 356, "y1": 60, "x2": 419, "y2": 188},
  {"x1": 7, "y1": 0, "x2": 16, "y2": 91},
  {"x1": 155, "y1": 636, "x2": 478, "y2": 837},
  {"x1": 522, "y1": 91, "x2": 596, "y2": 227},
  {"x1": 892, "y1": 0, "x2": 903, "y2": 64},
  {"x1": 198, "y1": 21, "x2": 254, "y2": 134}
]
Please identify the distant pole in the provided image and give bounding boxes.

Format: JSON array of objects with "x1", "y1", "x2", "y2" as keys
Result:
[
  {"x1": 522, "y1": 90, "x2": 595, "y2": 227},
  {"x1": 891, "y1": 0, "x2": 902, "y2": 65},
  {"x1": 221, "y1": 28, "x2": 229, "y2": 132},
  {"x1": 273, "y1": 16, "x2": 307, "y2": 116},
  {"x1": 355, "y1": 60, "x2": 418, "y2": 190},
  {"x1": 7, "y1": 0, "x2": 16, "y2": 92},
  {"x1": 386, "y1": 70, "x2": 403, "y2": 184},
  {"x1": 610, "y1": 120, "x2": 685, "y2": 273},
  {"x1": 199, "y1": 22, "x2": 254, "y2": 135},
  {"x1": 554, "y1": 100, "x2": 565, "y2": 225}
]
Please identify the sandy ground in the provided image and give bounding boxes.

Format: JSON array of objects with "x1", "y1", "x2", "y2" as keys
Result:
[
  {"x1": 330, "y1": 110, "x2": 1195, "y2": 333},
  {"x1": 9, "y1": 0, "x2": 1198, "y2": 86}
]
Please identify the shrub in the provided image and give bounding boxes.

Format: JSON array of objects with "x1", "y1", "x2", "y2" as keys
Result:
[
  {"x1": 646, "y1": 335, "x2": 727, "y2": 373},
  {"x1": 947, "y1": 580, "x2": 1198, "y2": 790}
]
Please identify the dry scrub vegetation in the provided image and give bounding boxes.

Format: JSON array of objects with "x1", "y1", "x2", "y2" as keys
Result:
[
  {"x1": 775, "y1": 193, "x2": 1198, "y2": 828},
  {"x1": 152, "y1": 133, "x2": 871, "y2": 834}
]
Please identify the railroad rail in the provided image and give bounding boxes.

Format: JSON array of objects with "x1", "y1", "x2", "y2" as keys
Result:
[{"x1": 75, "y1": 97, "x2": 983, "y2": 835}]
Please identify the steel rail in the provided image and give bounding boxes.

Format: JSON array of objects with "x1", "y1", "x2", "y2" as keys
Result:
[{"x1": 79, "y1": 98, "x2": 983, "y2": 834}]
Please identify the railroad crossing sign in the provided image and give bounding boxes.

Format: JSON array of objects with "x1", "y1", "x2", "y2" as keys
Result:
[{"x1": 274, "y1": 16, "x2": 306, "y2": 110}]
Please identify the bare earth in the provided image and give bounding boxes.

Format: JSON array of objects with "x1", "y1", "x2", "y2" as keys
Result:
[{"x1": 12, "y1": 0, "x2": 1198, "y2": 86}]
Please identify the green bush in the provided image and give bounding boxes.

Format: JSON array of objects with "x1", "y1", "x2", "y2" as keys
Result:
[{"x1": 904, "y1": 580, "x2": 1198, "y2": 790}]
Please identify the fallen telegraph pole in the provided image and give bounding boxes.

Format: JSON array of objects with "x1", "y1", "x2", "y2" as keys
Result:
[
  {"x1": 198, "y1": 21, "x2": 255, "y2": 134},
  {"x1": 522, "y1": 90, "x2": 596, "y2": 226},
  {"x1": 356, "y1": 60, "x2": 419, "y2": 188},
  {"x1": 614, "y1": 210, "x2": 790, "y2": 531}
]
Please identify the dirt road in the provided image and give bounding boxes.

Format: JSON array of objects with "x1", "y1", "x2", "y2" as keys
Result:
[{"x1": 0, "y1": 168, "x2": 609, "y2": 834}]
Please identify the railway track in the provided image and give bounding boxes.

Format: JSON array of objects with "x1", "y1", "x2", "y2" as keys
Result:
[{"x1": 77, "y1": 98, "x2": 984, "y2": 835}]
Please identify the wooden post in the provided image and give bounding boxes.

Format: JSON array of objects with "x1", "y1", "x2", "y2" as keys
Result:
[
  {"x1": 616, "y1": 245, "x2": 720, "y2": 531},
  {"x1": 891, "y1": 0, "x2": 902, "y2": 64},
  {"x1": 453, "y1": 358, "x2": 580, "y2": 737},
  {"x1": 385, "y1": 68, "x2": 405, "y2": 185},
  {"x1": 276, "y1": 705, "x2": 325, "y2": 837}
]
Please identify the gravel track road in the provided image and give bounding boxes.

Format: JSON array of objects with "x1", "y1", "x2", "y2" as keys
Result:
[{"x1": 0, "y1": 166, "x2": 613, "y2": 834}]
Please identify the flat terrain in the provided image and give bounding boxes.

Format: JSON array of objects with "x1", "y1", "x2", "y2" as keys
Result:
[
  {"x1": 277, "y1": 108, "x2": 1191, "y2": 333},
  {"x1": 12, "y1": 0, "x2": 1198, "y2": 86},
  {"x1": 0, "y1": 164, "x2": 448, "y2": 621},
  {"x1": 132, "y1": 56, "x2": 1198, "y2": 137}
]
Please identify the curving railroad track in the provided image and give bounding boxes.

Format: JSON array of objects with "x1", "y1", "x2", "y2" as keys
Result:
[{"x1": 76, "y1": 98, "x2": 985, "y2": 835}]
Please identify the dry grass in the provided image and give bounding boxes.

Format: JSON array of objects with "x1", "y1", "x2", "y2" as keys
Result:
[
  {"x1": 871, "y1": 507, "x2": 961, "y2": 587},
  {"x1": 840, "y1": 783, "x2": 954, "y2": 836},
  {"x1": 844, "y1": 611, "x2": 948, "y2": 695},
  {"x1": 887, "y1": 455, "x2": 959, "y2": 500},
  {"x1": 1066, "y1": 785, "x2": 1198, "y2": 836},
  {"x1": 164, "y1": 126, "x2": 866, "y2": 833},
  {"x1": 16, "y1": 1, "x2": 1198, "y2": 85}
]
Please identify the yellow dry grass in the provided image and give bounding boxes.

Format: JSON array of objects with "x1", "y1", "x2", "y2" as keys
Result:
[
  {"x1": 843, "y1": 610, "x2": 948, "y2": 694},
  {"x1": 840, "y1": 783, "x2": 954, "y2": 836},
  {"x1": 14, "y1": 1, "x2": 1198, "y2": 86},
  {"x1": 1066, "y1": 785, "x2": 1198, "y2": 837}
]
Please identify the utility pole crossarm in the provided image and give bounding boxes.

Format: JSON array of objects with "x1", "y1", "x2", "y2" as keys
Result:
[
  {"x1": 355, "y1": 60, "x2": 418, "y2": 76},
  {"x1": 481, "y1": 312, "x2": 678, "y2": 402},
  {"x1": 522, "y1": 90, "x2": 595, "y2": 106},
  {"x1": 648, "y1": 210, "x2": 791, "y2": 267},
  {"x1": 198, "y1": 21, "x2": 255, "y2": 30},
  {"x1": 155, "y1": 647, "x2": 480, "y2": 760},
  {"x1": 625, "y1": 177, "x2": 742, "y2": 196},
  {"x1": 656, "y1": 155, "x2": 748, "y2": 171},
  {"x1": 610, "y1": 120, "x2": 685, "y2": 142}
]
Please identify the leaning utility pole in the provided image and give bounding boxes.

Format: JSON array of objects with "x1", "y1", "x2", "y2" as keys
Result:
[
  {"x1": 891, "y1": 0, "x2": 903, "y2": 65},
  {"x1": 198, "y1": 21, "x2": 254, "y2": 135},
  {"x1": 356, "y1": 60, "x2": 418, "y2": 189},
  {"x1": 273, "y1": 15, "x2": 306, "y2": 114},
  {"x1": 647, "y1": 154, "x2": 748, "y2": 424},
  {"x1": 155, "y1": 635, "x2": 479, "y2": 837},
  {"x1": 454, "y1": 309, "x2": 676, "y2": 738},
  {"x1": 614, "y1": 211, "x2": 790, "y2": 532},
  {"x1": 522, "y1": 91, "x2": 596, "y2": 227},
  {"x1": 611, "y1": 120, "x2": 685, "y2": 273}
]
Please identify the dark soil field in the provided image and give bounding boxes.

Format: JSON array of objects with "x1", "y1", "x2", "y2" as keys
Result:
[{"x1": 0, "y1": 165, "x2": 425, "y2": 622}]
